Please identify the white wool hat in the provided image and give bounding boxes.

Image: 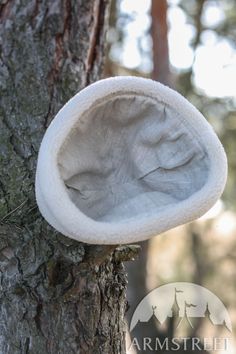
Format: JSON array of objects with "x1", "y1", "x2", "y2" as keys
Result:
[{"x1": 35, "y1": 76, "x2": 227, "y2": 244}]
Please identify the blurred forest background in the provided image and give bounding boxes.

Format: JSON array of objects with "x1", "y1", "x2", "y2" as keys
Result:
[{"x1": 105, "y1": 0, "x2": 236, "y2": 353}]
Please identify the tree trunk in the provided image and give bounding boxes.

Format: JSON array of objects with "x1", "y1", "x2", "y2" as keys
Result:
[
  {"x1": 0, "y1": 1, "x2": 127, "y2": 353},
  {"x1": 151, "y1": 0, "x2": 170, "y2": 85}
]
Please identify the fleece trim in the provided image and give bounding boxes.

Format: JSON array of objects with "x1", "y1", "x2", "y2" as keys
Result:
[{"x1": 35, "y1": 76, "x2": 227, "y2": 244}]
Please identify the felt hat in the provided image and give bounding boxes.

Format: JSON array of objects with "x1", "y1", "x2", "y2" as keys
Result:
[{"x1": 35, "y1": 76, "x2": 227, "y2": 244}]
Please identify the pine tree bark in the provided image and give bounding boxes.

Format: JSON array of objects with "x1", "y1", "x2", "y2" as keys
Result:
[{"x1": 0, "y1": 1, "x2": 127, "y2": 353}]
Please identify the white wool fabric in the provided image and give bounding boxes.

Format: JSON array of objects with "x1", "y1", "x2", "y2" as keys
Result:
[{"x1": 35, "y1": 76, "x2": 227, "y2": 244}]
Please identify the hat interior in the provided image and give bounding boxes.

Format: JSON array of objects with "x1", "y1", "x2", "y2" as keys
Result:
[{"x1": 58, "y1": 94, "x2": 209, "y2": 223}]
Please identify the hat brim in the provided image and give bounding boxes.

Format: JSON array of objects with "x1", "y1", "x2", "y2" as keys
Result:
[{"x1": 35, "y1": 76, "x2": 227, "y2": 244}]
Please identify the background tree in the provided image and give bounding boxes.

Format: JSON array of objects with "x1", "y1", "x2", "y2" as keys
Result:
[
  {"x1": 107, "y1": 0, "x2": 236, "y2": 351},
  {"x1": 0, "y1": 1, "x2": 133, "y2": 353},
  {"x1": 125, "y1": 2, "x2": 172, "y2": 353}
]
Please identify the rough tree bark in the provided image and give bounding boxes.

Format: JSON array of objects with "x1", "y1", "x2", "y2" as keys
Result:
[{"x1": 0, "y1": 1, "x2": 128, "y2": 353}]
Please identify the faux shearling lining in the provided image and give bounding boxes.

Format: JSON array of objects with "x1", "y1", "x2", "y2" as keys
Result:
[{"x1": 35, "y1": 76, "x2": 227, "y2": 244}]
